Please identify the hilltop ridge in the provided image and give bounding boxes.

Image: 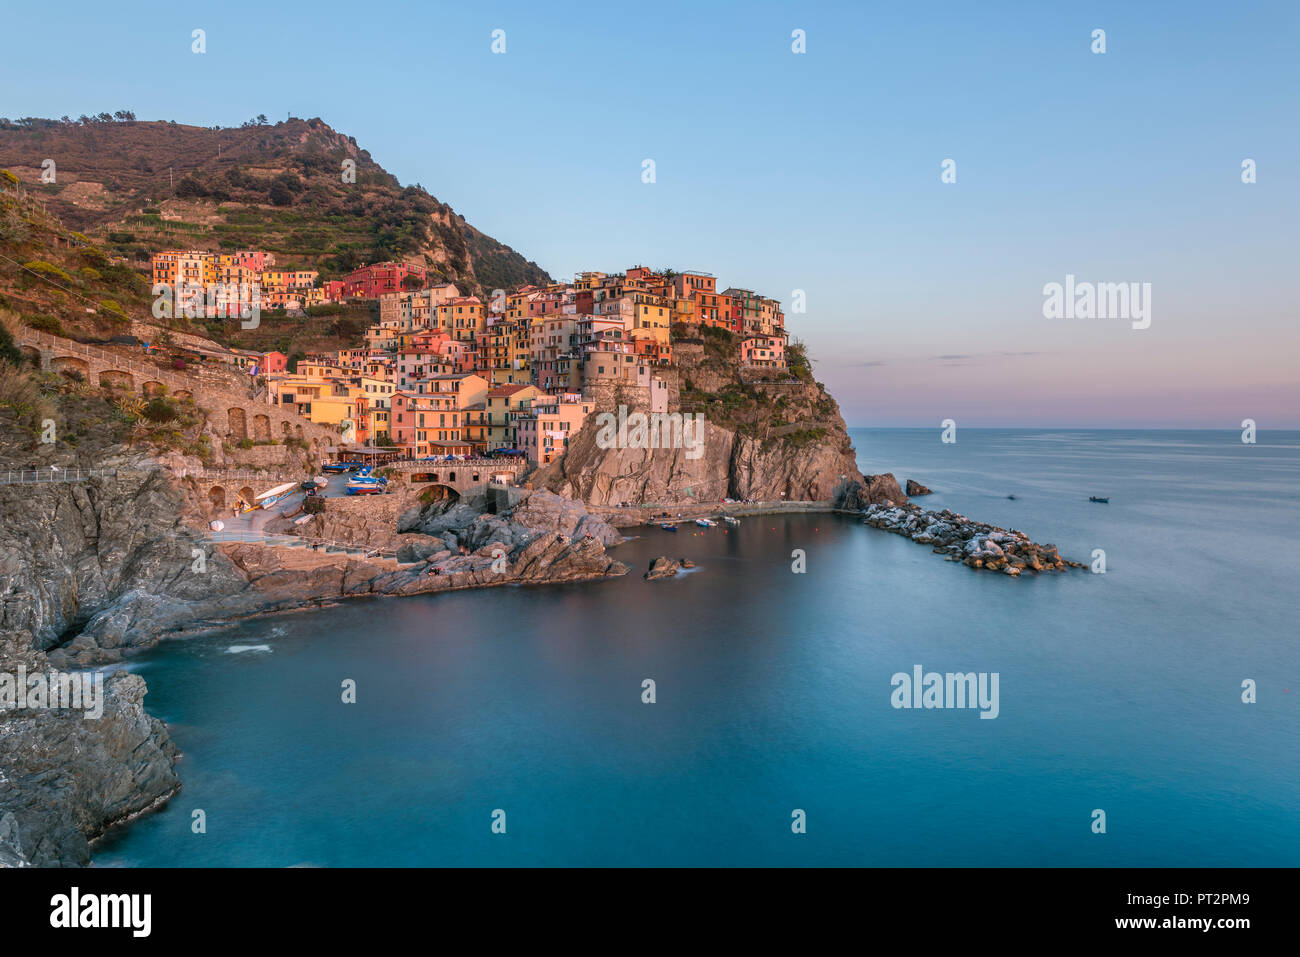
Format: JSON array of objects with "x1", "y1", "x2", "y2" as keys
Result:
[{"x1": 0, "y1": 115, "x2": 550, "y2": 297}]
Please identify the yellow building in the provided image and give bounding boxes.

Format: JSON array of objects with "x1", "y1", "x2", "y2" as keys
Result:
[
  {"x1": 486, "y1": 383, "x2": 541, "y2": 449},
  {"x1": 631, "y1": 298, "x2": 671, "y2": 344}
]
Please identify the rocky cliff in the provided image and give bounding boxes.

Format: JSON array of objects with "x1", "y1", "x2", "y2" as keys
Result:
[{"x1": 536, "y1": 330, "x2": 892, "y2": 507}]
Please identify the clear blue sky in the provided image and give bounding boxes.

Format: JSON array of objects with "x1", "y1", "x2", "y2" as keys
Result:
[{"x1": 4, "y1": 0, "x2": 1297, "y2": 426}]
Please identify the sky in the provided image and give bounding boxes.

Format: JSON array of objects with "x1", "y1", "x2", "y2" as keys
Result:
[{"x1": 3, "y1": 0, "x2": 1297, "y2": 427}]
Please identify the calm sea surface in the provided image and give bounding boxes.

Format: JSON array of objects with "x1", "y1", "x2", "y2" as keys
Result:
[{"x1": 95, "y1": 429, "x2": 1300, "y2": 866}]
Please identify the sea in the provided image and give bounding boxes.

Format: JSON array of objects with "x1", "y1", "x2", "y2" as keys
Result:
[{"x1": 93, "y1": 429, "x2": 1300, "y2": 867}]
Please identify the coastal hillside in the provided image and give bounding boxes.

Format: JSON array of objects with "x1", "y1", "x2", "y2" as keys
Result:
[
  {"x1": 537, "y1": 325, "x2": 893, "y2": 505},
  {"x1": 0, "y1": 115, "x2": 550, "y2": 299}
]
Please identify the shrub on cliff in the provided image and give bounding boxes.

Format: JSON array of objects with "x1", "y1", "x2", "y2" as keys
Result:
[
  {"x1": 23, "y1": 313, "x2": 63, "y2": 335},
  {"x1": 22, "y1": 260, "x2": 73, "y2": 284},
  {"x1": 142, "y1": 397, "x2": 178, "y2": 423}
]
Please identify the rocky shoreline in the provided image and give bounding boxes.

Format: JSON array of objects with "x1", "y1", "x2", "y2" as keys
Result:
[
  {"x1": 0, "y1": 458, "x2": 628, "y2": 866},
  {"x1": 1, "y1": 451, "x2": 1075, "y2": 866}
]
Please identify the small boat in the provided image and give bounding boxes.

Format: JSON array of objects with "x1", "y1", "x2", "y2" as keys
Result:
[
  {"x1": 1089, "y1": 496, "x2": 1109, "y2": 503},
  {"x1": 695, "y1": 518, "x2": 716, "y2": 527},
  {"x1": 659, "y1": 523, "x2": 677, "y2": 532},
  {"x1": 322, "y1": 461, "x2": 362, "y2": 473},
  {"x1": 1006, "y1": 495, "x2": 1016, "y2": 500},
  {"x1": 346, "y1": 481, "x2": 386, "y2": 495},
  {"x1": 721, "y1": 515, "x2": 740, "y2": 526},
  {"x1": 255, "y1": 482, "x2": 299, "y2": 510}
]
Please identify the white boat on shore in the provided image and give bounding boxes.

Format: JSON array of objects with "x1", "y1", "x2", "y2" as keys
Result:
[{"x1": 255, "y1": 482, "x2": 298, "y2": 510}]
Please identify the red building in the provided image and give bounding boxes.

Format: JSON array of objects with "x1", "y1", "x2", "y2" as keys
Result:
[{"x1": 340, "y1": 262, "x2": 428, "y2": 299}]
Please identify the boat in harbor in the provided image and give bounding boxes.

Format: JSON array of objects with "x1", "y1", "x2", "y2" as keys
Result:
[
  {"x1": 695, "y1": 518, "x2": 717, "y2": 527},
  {"x1": 659, "y1": 523, "x2": 677, "y2": 532},
  {"x1": 322, "y1": 461, "x2": 362, "y2": 473},
  {"x1": 1088, "y1": 496, "x2": 1109, "y2": 503},
  {"x1": 721, "y1": 515, "x2": 740, "y2": 526}
]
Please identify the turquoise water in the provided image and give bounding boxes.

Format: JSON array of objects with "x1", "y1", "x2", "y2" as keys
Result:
[{"x1": 95, "y1": 430, "x2": 1300, "y2": 867}]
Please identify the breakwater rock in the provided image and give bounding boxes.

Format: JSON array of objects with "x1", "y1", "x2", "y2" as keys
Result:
[
  {"x1": 859, "y1": 503, "x2": 1083, "y2": 575},
  {"x1": 905, "y1": 479, "x2": 933, "y2": 496}
]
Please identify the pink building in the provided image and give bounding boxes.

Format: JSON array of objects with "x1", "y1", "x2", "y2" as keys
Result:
[
  {"x1": 740, "y1": 334, "x2": 786, "y2": 369},
  {"x1": 515, "y1": 393, "x2": 594, "y2": 465}
]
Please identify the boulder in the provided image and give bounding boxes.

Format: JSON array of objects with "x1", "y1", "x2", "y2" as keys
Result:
[{"x1": 644, "y1": 556, "x2": 682, "y2": 581}]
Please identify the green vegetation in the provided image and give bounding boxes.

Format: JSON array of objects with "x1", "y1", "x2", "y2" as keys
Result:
[
  {"x1": 0, "y1": 117, "x2": 551, "y2": 303},
  {"x1": 23, "y1": 313, "x2": 64, "y2": 335},
  {"x1": 22, "y1": 260, "x2": 73, "y2": 283}
]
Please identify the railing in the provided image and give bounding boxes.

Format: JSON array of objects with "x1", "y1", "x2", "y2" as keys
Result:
[
  {"x1": 178, "y1": 469, "x2": 310, "y2": 483},
  {"x1": 383, "y1": 457, "x2": 524, "y2": 471},
  {"x1": 18, "y1": 329, "x2": 243, "y2": 394},
  {"x1": 0, "y1": 468, "x2": 119, "y2": 485},
  {"x1": 202, "y1": 529, "x2": 402, "y2": 561}
]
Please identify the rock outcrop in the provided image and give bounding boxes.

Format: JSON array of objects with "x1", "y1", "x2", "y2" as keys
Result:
[
  {"x1": 0, "y1": 672, "x2": 179, "y2": 867},
  {"x1": 906, "y1": 479, "x2": 932, "y2": 496},
  {"x1": 536, "y1": 408, "x2": 862, "y2": 507},
  {"x1": 835, "y1": 474, "x2": 910, "y2": 509},
  {"x1": 643, "y1": 557, "x2": 682, "y2": 581},
  {"x1": 536, "y1": 332, "x2": 863, "y2": 507}
]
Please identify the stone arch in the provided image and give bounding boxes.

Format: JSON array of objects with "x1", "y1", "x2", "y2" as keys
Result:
[
  {"x1": 99, "y1": 369, "x2": 133, "y2": 391},
  {"x1": 228, "y1": 408, "x2": 248, "y2": 440},
  {"x1": 448, "y1": 471, "x2": 456, "y2": 482},
  {"x1": 281, "y1": 420, "x2": 292, "y2": 434},
  {"x1": 19, "y1": 345, "x2": 40, "y2": 366},
  {"x1": 252, "y1": 414, "x2": 271, "y2": 442},
  {"x1": 472, "y1": 472, "x2": 480, "y2": 482},
  {"x1": 51, "y1": 355, "x2": 89, "y2": 380},
  {"x1": 209, "y1": 486, "x2": 226, "y2": 510},
  {"x1": 420, "y1": 484, "x2": 459, "y2": 502},
  {"x1": 237, "y1": 486, "x2": 256, "y2": 508},
  {"x1": 142, "y1": 380, "x2": 167, "y2": 397}
]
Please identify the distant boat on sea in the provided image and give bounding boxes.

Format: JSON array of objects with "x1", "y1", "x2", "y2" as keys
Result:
[{"x1": 1089, "y1": 496, "x2": 1109, "y2": 503}]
